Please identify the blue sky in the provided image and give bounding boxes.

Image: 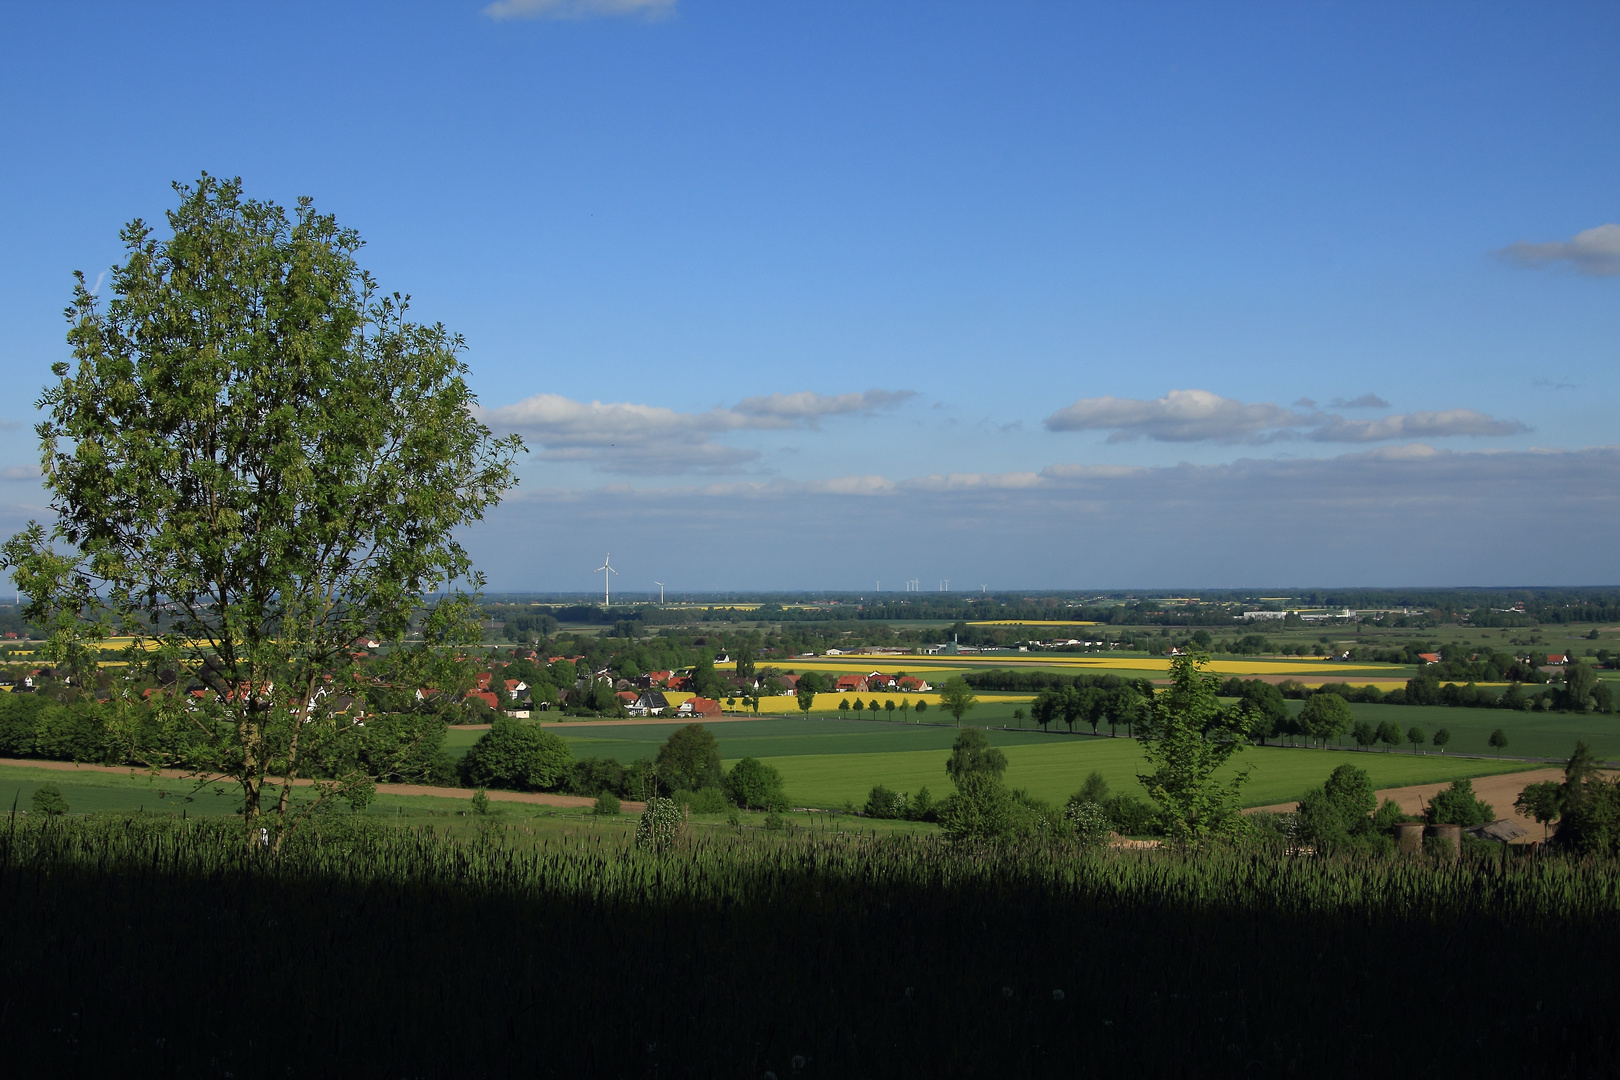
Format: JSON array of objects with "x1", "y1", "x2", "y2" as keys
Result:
[{"x1": 1, "y1": 1, "x2": 1617, "y2": 591}]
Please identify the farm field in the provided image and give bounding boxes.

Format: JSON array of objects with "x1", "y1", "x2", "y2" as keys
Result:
[
  {"x1": 447, "y1": 716, "x2": 1540, "y2": 810},
  {"x1": 753, "y1": 739, "x2": 1538, "y2": 810},
  {"x1": 1322, "y1": 701, "x2": 1620, "y2": 761}
]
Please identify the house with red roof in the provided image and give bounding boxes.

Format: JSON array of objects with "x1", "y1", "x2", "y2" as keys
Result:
[
  {"x1": 1417, "y1": 653, "x2": 1441, "y2": 665},
  {"x1": 678, "y1": 696, "x2": 723, "y2": 718},
  {"x1": 834, "y1": 674, "x2": 869, "y2": 694},
  {"x1": 896, "y1": 675, "x2": 931, "y2": 692}
]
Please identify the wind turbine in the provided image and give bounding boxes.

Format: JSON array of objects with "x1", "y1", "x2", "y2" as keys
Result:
[
  {"x1": 654, "y1": 581, "x2": 665, "y2": 604},
  {"x1": 596, "y1": 553, "x2": 618, "y2": 607}
]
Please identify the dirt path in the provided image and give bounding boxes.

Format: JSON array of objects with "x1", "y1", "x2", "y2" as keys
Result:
[
  {"x1": 1246, "y1": 767, "x2": 1571, "y2": 843},
  {"x1": 0, "y1": 758, "x2": 645, "y2": 813}
]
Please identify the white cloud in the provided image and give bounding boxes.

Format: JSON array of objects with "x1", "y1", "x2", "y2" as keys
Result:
[
  {"x1": 0, "y1": 465, "x2": 39, "y2": 481},
  {"x1": 1499, "y1": 224, "x2": 1620, "y2": 277},
  {"x1": 483, "y1": 0, "x2": 675, "y2": 20},
  {"x1": 1044, "y1": 389, "x2": 1304, "y2": 443},
  {"x1": 1044, "y1": 389, "x2": 1526, "y2": 445},
  {"x1": 1330, "y1": 393, "x2": 1390, "y2": 409},
  {"x1": 465, "y1": 446, "x2": 1620, "y2": 590},
  {"x1": 481, "y1": 388, "x2": 916, "y2": 474},
  {"x1": 733, "y1": 389, "x2": 916, "y2": 426},
  {"x1": 1306, "y1": 410, "x2": 1527, "y2": 443}
]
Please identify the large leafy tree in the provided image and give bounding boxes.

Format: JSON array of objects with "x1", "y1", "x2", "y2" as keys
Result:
[
  {"x1": 1, "y1": 175, "x2": 523, "y2": 847},
  {"x1": 1137, "y1": 652, "x2": 1251, "y2": 842}
]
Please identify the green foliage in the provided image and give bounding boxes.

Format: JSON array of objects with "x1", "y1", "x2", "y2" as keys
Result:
[
  {"x1": 938, "y1": 772, "x2": 1024, "y2": 842},
  {"x1": 1488, "y1": 728, "x2": 1509, "y2": 755},
  {"x1": 1075, "y1": 769, "x2": 1110, "y2": 806},
  {"x1": 470, "y1": 789, "x2": 491, "y2": 816},
  {"x1": 1514, "y1": 781, "x2": 1561, "y2": 839},
  {"x1": 1137, "y1": 653, "x2": 1250, "y2": 841},
  {"x1": 674, "y1": 787, "x2": 731, "y2": 814},
  {"x1": 1298, "y1": 692, "x2": 1352, "y2": 746},
  {"x1": 634, "y1": 795, "x2": 682, "y2": 851},
  {"x1": 725, "y1": 757, "x2": 787, "y2": 810},
  {"x1": 0, "y1": 175, "x2": 522, "y2": 846},
  {"x1": 937, "y1": 676, "x2": 978, "y2": 723},
  {"x1": 30, "y1": 782, "x2": 68, "y2": 816},
  {"x1": 1295, "y1": 765, "x2": 1377, "y2": 851},
  {"x1": 865, "y1": 784, "x2": 908, "y2": 820},
  {"x1": 655, "y1": 723, "x2": 723, "y2": 792},
  {"x1": 1432, "y1": 727, "x2": 1450, "y2": 752},
  {"x1": 1237, "y1": 680, "x2": 1288, "y2": 743},
  {"x1": 913, "y1": 698, "x2": 928, "y2": 715},
  {"x1": 762, "y1": 811, "x2": 785, "y2": 831},
  {"x1": 1425, "y1": 779, "x2": 1494, "y2": 827},
  {"x1": 593, "y1": 791, "x2": 621, "y2": 816},
  {"x1": 944, "y1": 728, "x2": 1007, "y2": 785},
  {"x1": 1064, "y1": 798, "x2": 1112, "y2": 848},
  {"x1": 459, "y1": 718, "x2": 573, "y2": 791}
]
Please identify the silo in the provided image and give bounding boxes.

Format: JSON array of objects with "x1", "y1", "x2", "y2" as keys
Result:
[{"x1": 1393, "y1": 821, "x2": 1424, "y2": 855}]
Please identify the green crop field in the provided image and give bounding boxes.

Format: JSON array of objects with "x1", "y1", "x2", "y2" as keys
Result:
[
  {"x1": 751, "y1": 738, "x2": 1538, "y2": 810},
  {"x1": 1335, "y1": 702, "x2": 1620, "y2": 760},
  {"x1": 439, "y1": 716, "x2": 1545, "y2": 810}
]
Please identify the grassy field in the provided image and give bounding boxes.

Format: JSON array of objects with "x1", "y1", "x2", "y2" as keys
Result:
[
  {"x1": 755, "y1": 738, "x2": 1539, "y2": 809},
  {"x1": 1332, "y1": 701, "x2": 1620, "y2": 760},
  {"x1": 439, "y1": 715, "x2": 1548, "y2": 810}
]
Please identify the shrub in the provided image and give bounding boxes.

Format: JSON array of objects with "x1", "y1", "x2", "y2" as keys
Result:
[
  {"x1": 30, "y1": 783, "x2": 68, "y2": 816},
  {"x1": 762, "y1": 812, "x2": 785, "y2": 831},
  {"x1": 908, "y1": 786, "x2": 936, "y2": 822},
  {"x1": 1425, "y1": 779, "x2": 1493, "y2": 827},
  {"x1": 1064, "y1": 799, "x2": 1112, "y2": 848},
  {"x1": 725, "y1": 757, "x2": 788, "y2": 810},
  {"x1": 938, "y1": 773, "x2": 1025, "y2": 842},
  {"x1": 865, "y1": 785, "x2": 908, "y2": 820},
  {"x1": 459, "y1": 718, "x2": 573, "y2": 791},
  {"x1": 635, "y1": 796, "x2": 682, "y2": 851},
  {"x1": 1103, "y1": 794, "x2": 1157, "y2": 836},
  {"x1": 593, "y1": 791, "x2": 621, "y2": 816},
  {"x1": 674, "y1": 787, "x2": 730, "y2": 814}
]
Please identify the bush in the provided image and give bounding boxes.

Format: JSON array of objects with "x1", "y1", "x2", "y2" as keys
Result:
[
  {"x1": 938, "y1": 773, "x2": 1026, "y2": 842},
  {"x1": 865, "y1": 784, "x2": 908, "y2": 819},
  {"x1": 635, "y1": 796, "x2": 682, "y2": 851},
  {"x1": 1425, "y1": 779, "x2": 1493, "y2": 827},
  {"x1": 30, "y1": 783, "x2": 68, "y2": 816},
  {"x1": 1103, "y1": 794, "x2": 1158, "y2": 836},
  {"x1": 763, "y1": 812, "x2": 785, "y2": 831},
  {"x1": 593, "y1": 791, "x2": 621, "y2": 816},
  {"x1": 908, "y1": 786, "x2": 936, "y2": 822},
  {"x1": 725, "y1": 757, "x2": 788, "y2": 810},
  {"x1": 674, "y1": 787, "x2": 730, "y2": 814},
  {"x1": 1064, "y1": 799, "x2": 1112, "y2": 848},
  {"x1": 458, "y1": 718, "x2": 573, "y2": 791}
]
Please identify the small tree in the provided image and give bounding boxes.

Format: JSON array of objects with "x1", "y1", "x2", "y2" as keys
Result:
[
  {"x1": 1351, "y1": 719, "x2": 1376, "y2": 750},
  {"x1": 914, "y1": 699, "x2": 929, "y2": 717},
  {"x1": 838, "y1": 697, "x2": 851, "y2": 718},
  {"x1": 886, "y1": 699, "x2": 897, "y2": 720},
  {"x1": 2, "y1": 176, "x2": 523, "y2": 849},
  {"x1": 1011, "y1": 706, "x2": 1025, "y2": 727},
  {"x1": 654, "y1": 723, "x2": 723, "y2": 792},
  {"x1": 724, "y1": 756, "x2": 786, "y2": 810},
  {"x1": 944, "y1": 728, "x2": 1008, "y2": 784},
  {"x1": 938, "y1": 676, "x2": 979, "y2": 726},
  {"x1": 635, "y1": 796, "x2": 682, "y2": 851},
  {"x1": 850, "y1": 698, "x2": 863, "y2": 719},
  {"x1": 1032, "y1": 689, "x2": 1061, "y2": 732},
  {"x1": 1375, "y1": 720, "x2": 1402, "y2": 753},
  {"x1": 796, "y1": 683, "x2": 815, "y2": 717},
  {"x1": 1514, "y1": 780, "x2": 1562, "y2": 841},
  {"x1": 1136, "y1": 652, "x2": 1251, "y2": 842},
  {"x1": 30, "y1": 783, "x2": 69, "y2": 816},
  {"x1": 1488, "y1": 728, "x2": 1509, "y2": 757},
  {"x1": 1406, "y1": 725, "x2": 1426, "y2": 754},
  {"x1": 1298, "y1": 693, "x2": 1352, "y2": 748},
  {"x1": 1432, "y1": 728, "x2": 1451, "y2": 753},
  {"x1": 1426, "y1": 778, "x2": 1494, "y2": 826}
]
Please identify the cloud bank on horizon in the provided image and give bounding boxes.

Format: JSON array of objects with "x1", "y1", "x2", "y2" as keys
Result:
[{"x1": 1042, "y1": 389, "x2": 1528, "y2": 445}]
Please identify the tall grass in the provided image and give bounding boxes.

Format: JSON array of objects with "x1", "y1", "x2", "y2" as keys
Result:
[{"x1": 3, "y1": 814, "x2": 1616, "y2": 1076}]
